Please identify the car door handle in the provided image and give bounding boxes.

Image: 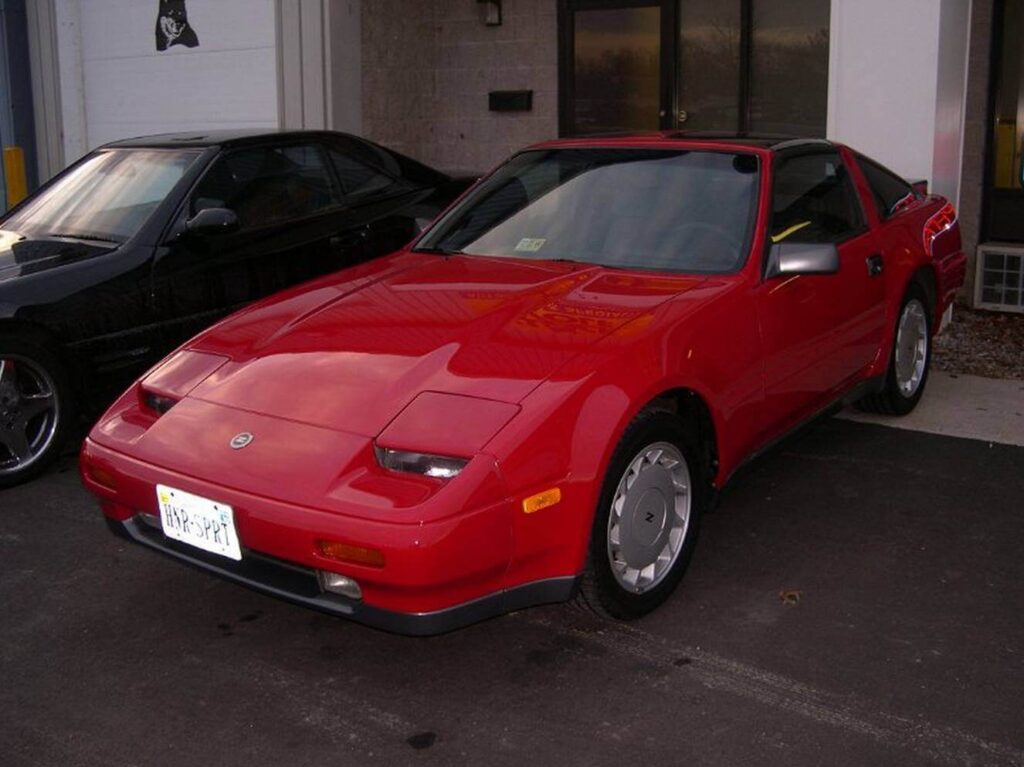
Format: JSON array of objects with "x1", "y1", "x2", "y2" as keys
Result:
[{"x1": 866, "y1": 254, "x2": 884, "y2": 277}]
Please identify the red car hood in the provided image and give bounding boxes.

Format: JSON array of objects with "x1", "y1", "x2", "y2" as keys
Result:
[{"x1": 186, "y1": 253, "x2": 704, "y2": 436}]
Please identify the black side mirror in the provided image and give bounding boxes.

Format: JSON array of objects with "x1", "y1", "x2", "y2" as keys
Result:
[
  {"x1": 766, "y1": 242, "x2": 840, "y2": 279},
  {"x1": 185, "y1": 207, "x2": 239, "y2": 236}
]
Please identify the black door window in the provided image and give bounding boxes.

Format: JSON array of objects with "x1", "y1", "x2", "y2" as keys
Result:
[
  {"x1": 771, "y1": 153, "x2": 865, "y2": 244},
  {"x1": 191, "y1": 144, "x2": 341, "y2": 230},
  {"x1": 856, "y1": 155, "x2": 918, "y2": 219},
  {"x1": 326, "y1": 146, "x2": 395, "y2": 199}
]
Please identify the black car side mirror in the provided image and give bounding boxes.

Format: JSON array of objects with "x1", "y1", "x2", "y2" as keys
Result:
[
  {"x1": 185, "y1": 207, "x2": 239, "y2": 236},
  {"x1": 766, "y1": 242, "x2": 839, "y2": 279}
]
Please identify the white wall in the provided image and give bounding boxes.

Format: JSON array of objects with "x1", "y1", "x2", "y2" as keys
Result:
[
  {"x1": 277, "y1": 0, "x2": 362, "y2": 133},
  {"x1": 56, "y1": 0, "x2": 280, "y2": 158},
  {"x1": 932, "y1": 0, "x2": 971, "y2": 204},
  {"x1": 827, "y1": 0, "x2": 970, "y2": 202}
]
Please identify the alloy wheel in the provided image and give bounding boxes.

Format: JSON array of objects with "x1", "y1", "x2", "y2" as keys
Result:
[
  {"x1": 894, "y1": 299, "x2": 928, "y2": 398},
  {"x1": 0, "y1": 356, "x2": 60, "y2": 477}
]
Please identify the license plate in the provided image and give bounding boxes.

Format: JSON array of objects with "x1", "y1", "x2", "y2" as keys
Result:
[{"x1": 157, "y1": 484, "x2": 242, "y2": 561}]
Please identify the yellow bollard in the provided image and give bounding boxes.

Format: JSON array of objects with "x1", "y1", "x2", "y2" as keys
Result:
[{"x1": 3, "y1": 146, "x2": 29, "y2": 207}]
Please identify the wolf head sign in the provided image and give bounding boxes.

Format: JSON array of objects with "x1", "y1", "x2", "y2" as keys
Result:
[{"x1": 156, "y1": 0, "x2": 199, "y2": 51}]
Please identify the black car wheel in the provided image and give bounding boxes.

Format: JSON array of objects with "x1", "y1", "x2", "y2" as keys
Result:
[
  {"x1": 577, "y1": 409, "x2": 707, "y2": 620},
  {"x1": 0, "y1": 333, "x2": 72, "y2": 488}
]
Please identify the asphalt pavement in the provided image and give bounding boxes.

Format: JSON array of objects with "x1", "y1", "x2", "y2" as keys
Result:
[{"x1": 2, "y1": 416, "x2": 1023, "y2": 766}]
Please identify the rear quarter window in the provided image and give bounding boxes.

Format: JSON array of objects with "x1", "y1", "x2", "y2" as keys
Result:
[{"x1": 856, "y1": 154, "x2": 918, "y2": 219}]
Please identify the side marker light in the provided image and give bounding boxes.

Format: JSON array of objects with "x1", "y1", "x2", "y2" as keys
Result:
[{"x1": 522, "y1": 487, "x2": 561, "y2": 514}]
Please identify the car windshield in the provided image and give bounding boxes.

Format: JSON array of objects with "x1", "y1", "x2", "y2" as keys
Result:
[
  {"x1": 417, "y1": 148, "x2": 761, "y2": 273},
  {"x1": 3, "y1": 148, "x2": 201, "y2": 244}
]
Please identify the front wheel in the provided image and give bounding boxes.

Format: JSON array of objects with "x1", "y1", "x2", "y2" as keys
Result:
[
  {"x1": 0, "y1": 335, "x2": 73, "y2": 488},
  {"x1": 857, "y1": 285, "x2": 932, "y2": 416},
  {"x1": 577, "y1": 410, "x2": 707, "y2": 620}
]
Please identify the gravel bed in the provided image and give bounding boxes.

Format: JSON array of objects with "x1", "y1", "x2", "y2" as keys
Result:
[{"x1": 932, "y1": 306, "x2": 1024, "y2": 380}]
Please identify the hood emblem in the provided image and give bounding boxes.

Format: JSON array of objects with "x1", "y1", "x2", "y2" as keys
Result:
[{"x1": 229, "y1": 432, "x2": 254, "y2": 450}]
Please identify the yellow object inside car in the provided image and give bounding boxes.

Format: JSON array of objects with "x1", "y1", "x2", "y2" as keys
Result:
[{"x1": 771, "y1": 220, "x2": 812, "y2": 243}]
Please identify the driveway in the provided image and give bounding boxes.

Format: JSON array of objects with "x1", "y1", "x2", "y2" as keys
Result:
[{"x1": 1, "y1": 416, "x2": 1022, "y2": 766}]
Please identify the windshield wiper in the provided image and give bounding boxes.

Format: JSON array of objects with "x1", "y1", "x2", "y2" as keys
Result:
[
  {"x1": 416, "y1": 245, "x2": 464, "y2": 256},
  {"x1": 46, "y1": 232, "x2": 119, "y2": 245},
  {"x1": 547, "y1": 257, "x2": 620, "y2": 270}
]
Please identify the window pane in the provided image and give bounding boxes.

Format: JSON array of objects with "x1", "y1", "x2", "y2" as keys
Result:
[
  {"x1": 750, "y1": 0, "x2": 830, "y2": 136},
  {"x1": 857, "y1": 155, "x2": 917, "y2": 218},
  {"x1": 5, "y1": 149, "x2": 199, "y2": 243},
  {"x1": 992, "y1": 0, "x2": 1023, "y2": 191},
  {"x1": 192, "y1": 144, "x2": 339, "y2": 229},
  {"x1": 420, "y1": 149, "x2": 761, "y2": 273},
  {"x1": 328, "y1": 147, "x2": 394, "y2": 198},
  {"x1": 573, "y1": 7, "x2": 661, "y2": 135},
  {"x1": 678, "y1": 0, "x2": 741, "y2": 131},
  {"x1": 772, "y1": 153, "x2": 864, "y2": 243}
]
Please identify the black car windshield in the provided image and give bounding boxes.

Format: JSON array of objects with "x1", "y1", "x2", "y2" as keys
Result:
[
  {"x1": 4, "y1": 148, "x2": 201, "y2": 244},
  {"x1": 417, "y1": 148, "x2": 761, "y2": 273}
]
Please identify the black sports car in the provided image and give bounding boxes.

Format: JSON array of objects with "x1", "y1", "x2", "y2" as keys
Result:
[{"x1": 0, "y1": 130, "x2": 470, "y2": 486}]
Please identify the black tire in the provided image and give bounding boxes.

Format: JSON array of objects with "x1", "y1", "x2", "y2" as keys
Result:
[
  {"x1": 0, "y1": 332, "x2": 74, "y2": 489},
  {"x1": 576, "y1": 409, "x2": 708, "y2": 620},
  {"x1": 856, "y1": 284, "x2": 932, "y2": 416}
]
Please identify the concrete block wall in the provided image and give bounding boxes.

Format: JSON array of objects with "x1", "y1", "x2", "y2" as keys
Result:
[{"x1": 361, "y1": 0, "x2": 558, "y2": 175}]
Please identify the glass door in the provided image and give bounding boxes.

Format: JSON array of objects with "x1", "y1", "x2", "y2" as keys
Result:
[
  {"x1": 986, "y1": 0, "x2": 1024, "y2": 243},
  {"x1": 676, "y1": 0, "x2": 741, "y2": 131},
  {"x1": 559, "y1": 0, "x2": 677, "y2": 136},
  {"x1": 677, "y1": 0, "x2": 829, "y2": 134},
  {"x1": 559, "y1": 0, "x2": 830, "y2": 138}
]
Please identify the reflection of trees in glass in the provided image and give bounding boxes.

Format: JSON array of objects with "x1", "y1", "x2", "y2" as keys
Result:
[
  {"x1": 575, "y1": 48, "x2": 660, "y2": 134},
  {"x1": 679, "y1": 21, "x2": 740, "y2": 131},
  {"x1": 571, "y1": 1, "x2": 831, "y2": 138},
  {"x1": 751, "y1": 27, "x2": 830, "y2": 135}
]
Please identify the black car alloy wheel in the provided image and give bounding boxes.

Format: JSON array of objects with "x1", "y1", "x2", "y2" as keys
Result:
[{"x1": 0, "y1": 337, "x2": 70, "y2": 488}]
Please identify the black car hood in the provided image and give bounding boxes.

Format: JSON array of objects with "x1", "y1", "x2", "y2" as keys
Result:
[{"x1": 0, "y1": 229, "x2": 117, "y2": 282}]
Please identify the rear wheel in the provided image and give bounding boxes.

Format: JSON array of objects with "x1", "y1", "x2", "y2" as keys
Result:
[
  {"x1": 577, "y1": 410, "x2": 707, "y2": 620},
  {"x1": 0, "y1": 334, "x2": 72, "y2": 488},
  {"x1": 857, "y1": 284, "x2": 932, "y2": 416}
]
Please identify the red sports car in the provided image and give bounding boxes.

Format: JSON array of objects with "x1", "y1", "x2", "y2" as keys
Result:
[{"x1": 81, "y1": 134, "x2": 966, "y2": 635}]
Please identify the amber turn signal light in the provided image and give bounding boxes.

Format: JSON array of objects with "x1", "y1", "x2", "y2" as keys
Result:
[
  {"x1": 316, "y1": 539, "x2": 386, "y2": 568},
  {"x1": 522, "y1": 487, "x2": 561, "y2": 514},
  {"x1": 84, "y1": 463, "x2": 118, "y2": 491}
]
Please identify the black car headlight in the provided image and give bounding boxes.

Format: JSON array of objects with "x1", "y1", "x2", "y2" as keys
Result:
[{"x1": 374, "y1": 447, "x2": 468, "y2": 479}]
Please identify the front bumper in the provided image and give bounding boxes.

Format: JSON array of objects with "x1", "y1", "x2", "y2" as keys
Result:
[
  {"x1": 82, "y1": 437, "x2": 577, "y2": 634},
  {"x1": 104, "y1": 514, "x2": 577, "y2": 636}
]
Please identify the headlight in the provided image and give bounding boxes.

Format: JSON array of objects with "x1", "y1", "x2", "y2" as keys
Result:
[
  {"x1": 138, "y1": 351, "x2": 228, "y2": 417},
  {"x1": 141, "y1": 389, "x2": 178, "y2": 415},
  {"x1": 374, "y1": 447, "x2": 468, "y2": 479}
]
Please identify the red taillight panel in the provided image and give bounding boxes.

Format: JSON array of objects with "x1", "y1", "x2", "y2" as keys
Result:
[{"x1": 923, "y1": 202, "x2": 957, "y2": 258}]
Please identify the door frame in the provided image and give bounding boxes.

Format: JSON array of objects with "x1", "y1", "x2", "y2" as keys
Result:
[
  {"x1": 981, "y1": 0, "x2": 1024, "y2": 244},
  {"x1": 557, "y1": 0, "x2": 678, "y2": 137}
]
